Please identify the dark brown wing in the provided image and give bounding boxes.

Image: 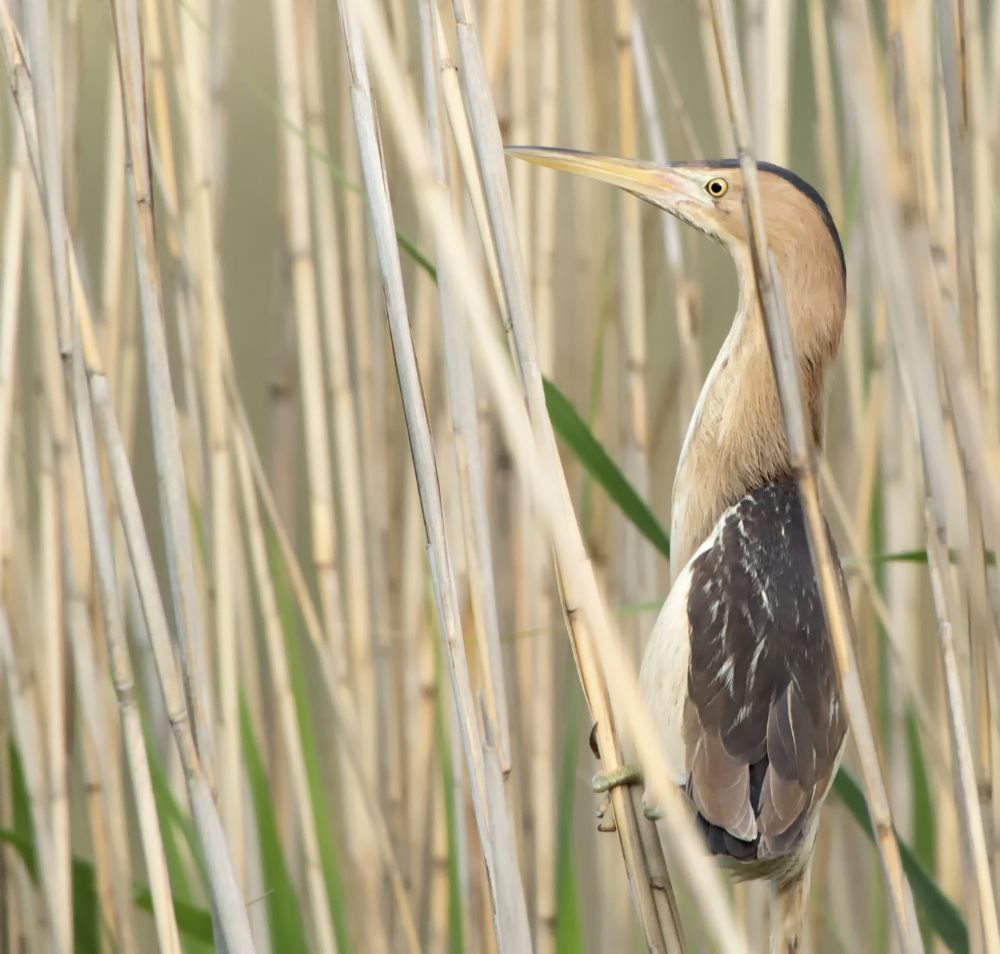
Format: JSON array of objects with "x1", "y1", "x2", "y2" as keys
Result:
[{"x1": 684, "y1": 480, "x2": 847, "y2": 860}]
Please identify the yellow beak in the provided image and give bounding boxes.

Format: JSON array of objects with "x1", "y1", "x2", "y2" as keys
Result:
[{"x1": 504, "y1": 147, "x2": 703, "y2": 211}]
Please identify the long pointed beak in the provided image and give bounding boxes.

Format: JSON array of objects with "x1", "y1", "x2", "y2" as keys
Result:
[{"x1": 505, "y1": 147, "x2": 702, "y2": 211}]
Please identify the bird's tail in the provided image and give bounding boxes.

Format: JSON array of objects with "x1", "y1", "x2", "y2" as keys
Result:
[{"x1": 768, "y1": 861, "x2": 812, "y2": 954}]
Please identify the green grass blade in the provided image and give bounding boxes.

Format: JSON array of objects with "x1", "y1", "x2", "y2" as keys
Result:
[
  {"x1": 833, "y1": 767, "x2": 967, "y2": 953},
  {"x1": 267, "y1": 528, "x2": 351, "y2": 954},
  {"x1": 555, "y1": 673, "x2": 584, "y2": 954},
  {"x1": 133, "y1": 887, "x2": 214, "y2": 945},
  {"x1": 240, "y1": 692, "x2": 311, "y2": 954},
  {"x1": 906, "y1": 710, "x2": 936, "y2": 951},
  {"x1": 544, "y1": 377, "x2": 670, "y2": 559},
  {"x1": 8, "y1": 741, "x2": 36, "y2": 879}
]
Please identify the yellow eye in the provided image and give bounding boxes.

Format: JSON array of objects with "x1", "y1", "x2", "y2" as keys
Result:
[{"x1": 706, "y1": 177, "x2": 729, "y2": 198}]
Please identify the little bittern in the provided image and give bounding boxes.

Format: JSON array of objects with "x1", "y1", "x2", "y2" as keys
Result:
[{"x1": 508, "y1": 147, "x2": 848, "y2": 953}]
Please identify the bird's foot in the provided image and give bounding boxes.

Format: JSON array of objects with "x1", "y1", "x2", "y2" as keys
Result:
[
  {"x1": 592, "y1": 763, "x2": 643, "y2": 793},
  {"x1": 592, "y1": 764, "x2": 644, "y2": 834},
  {"x1": 642, "y1": 799, "x2": 664, "y2": 821}
]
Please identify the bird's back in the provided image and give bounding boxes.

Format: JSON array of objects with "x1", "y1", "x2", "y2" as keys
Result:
[{"x1": 640, "y1": 480, "x2": 848, "y2": 878}]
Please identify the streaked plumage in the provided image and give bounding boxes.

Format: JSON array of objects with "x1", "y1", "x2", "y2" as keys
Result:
[{"x1": 507, "y1": 147, "x2": 849, "y2": 953}]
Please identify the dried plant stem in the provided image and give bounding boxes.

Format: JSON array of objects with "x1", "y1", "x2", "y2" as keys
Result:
[
  {"x1": 631, "y1": 9, "x2": 701, "y2": 434},
  {"x1": 362, "y1": 5, "x2": 769, "y2": 952},
  {"x1": 108, "y1": 0, "x2": 217, "y2": 782},
  {"x1": 709, "y1": 0, "x2": 922, "y2": 949},
  {"x1": 177, "y1": 0, "x2": 243, "y2": 882},
  {"x1": 421, "y1": 0, "x2": 511, "y2": 783},
  {"x1": 1, "y1": 35, "x2": 185, "y2": 953},
  {"x1": 229, "y1": 397, "x2": 422, "y2": 954},
  {"x1": 925, "y1": 508, "x2": 1000, "y2": 953},
  {"x1": 433, "y1": 8, "x2": 511, "y2": 350},
  {"x1": 339, "y1": 5, "x2": 531, "y2": 949},
  {"x1": 232, "y1": 421, "x2": 339, "y2": 954},
  {"x1": 0, "y1": 610, "x2": 67, "y2": 954},
  {"x1": 91, "y1": 374, "x2": 255, "y2": 950}
]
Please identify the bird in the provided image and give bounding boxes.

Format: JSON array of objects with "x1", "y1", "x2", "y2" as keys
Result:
[{"x1": 507, "y1": 147, "x2": 849, "y2": 953}]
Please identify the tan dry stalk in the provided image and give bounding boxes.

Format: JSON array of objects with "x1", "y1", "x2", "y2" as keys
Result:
[
  {"x1": 509, "y1": 0, "x2": 532, "y2": 269},
  {"x1": 99, "y1": 49, "x2": 127, "y2": 399},
  {"x1": 62, "y1": 525, "x2": 140, "y2": 953},
  {"x1": 360, "y1": 5, "x2": 770, "y2": 952},
  {"x1": 178, "y1": 0, "x2": 243, "y2": 883},
  {"x1": 925, "y1": 507, "x2": 1000, "y2": 953},
  {"x1": 1, "y1": 34, "x2": 185, "y2": 952},
  {"x1": 398, "y1": 264, "x2": 437, "y2": 908},
  {"x1": 764, "y1": 0, "x2": 792, "y2": 163},
  {"x1": 91, "y1": 373, "x2": 255, "y2": 950},
  {"x1": 228, "y1": 399, "x2": 422, "y2": 954},
  {"x1": 232, "y1": 420, "x2": 340, "y2": 954},
  {"x1": 0, "y1": 609, "x2": 67, "y2": 954},
  {"x1": 141, "y1": 0, "x2": 180, "y2": 260},
  {"x1": 338, "y1": 4, "x2": 531, "y2": 948},
  {"x1": 433, "y1": 8, "x2": 512, "y2": 354},
  {"x1": 268, "y1": 0, "x2": 350, "y2": 702},
  {"x1": 631, "y1": 9, "x2": 701, "y2": 435},
  {"x1": 269, "y1": 0, "x2": 386, "y2": 939},
  {"x1": 967, "y1": 0, "x2": 997, "y2": 435},
  {"x1": 296, "y1": 0, "x2": 373, "y2": 788},
  {"x1": 614, "y1": 0, "x2": 656, "y2": 644},
  {"x1": 529, "y1": 1, "x2": 559, "y2": 951},
  {"x1": 697, "y1": 0, "x2": 734, "y2": 154},
  {"x1": 20, "y1": 3, "x2": 72, "y2": 946},
  {"x1": 108, "y1": 0, "x2": 218, "y2": 783},
  {"x1": 422, "y1": 0, "x2": 512, "y2": 783},
  {"x1": 709, "y1": 0, "x2": 922, "y2": 948},
  {"x1": 441, "y1": 0, "x2": 687, "y2": 947}
]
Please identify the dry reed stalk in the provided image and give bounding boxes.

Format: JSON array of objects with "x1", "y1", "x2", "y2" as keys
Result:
[
  {"x1": 422, "y1": 3, "x2": 513, "y2": 820},
  {"x1": 177, "y1": 0, "x2": 244, "y2": 884},
  {"x1": 296, "y1": 0, "x2": 374, "y2": 797},
  {"x1": 631, "y1": 9, "x2": 701, "y2": 435},
  {"x1": 819, "y1": 461, "x2": 949, "y2": 771},
  {"x1": 228, "y1": 399, "x2": 423, "y2": 954},
  {"x1": 442, "y1": 0, "x2": 688, "y2": 946},
  {"x1": 614, "y1": 0, "x2": 656, "y2": 648},
  {"x1": 966, "y1": 0, "x2": 996, "y2": 435},
  {"x1": 529, "y1": 1, "x2": 559, "y2": 950},
  {"x1": 433, "y1": 9, "x2": 511, "y2": 352},
  {"x1": 0, "y1": 609, "x2": 67, "y2": 954},
  {"x1": 2, "y1": 42, "x2": 186, "y2": 954},
  {"x1": 91, "y1": 373, "x2": 255, "y2": 950},
  {"x1": 19, "y1": 5, "x2": 72, "y2": 943},
  {"x1": 938, "y1": 0, "x2": 998, "y2": 880},
  {"x1": 270, "y1": 0, "x2": 387, "y2": 940},
  {"x1": 925, "y1": 507, "x2": 1000, "y2": 953},
  {"x1": 231, "y1": 419, "x2": 340, "y2": 954},
  {"x1": 398, "y1": 263, "x2": 437, "y2": 906},
  {"x1": 764, "y1": 0, "x2": 792, "y2": 163},
  {"x1": 709, "y1": 0, "x2": 923, "y2": 949},
  {"x1": 271, "y1": 0, "x2": 350, "y2": 698},
  {"x1": 61, "y1": 527, "x2": 140, "y2": 954},
  {"x1": 509, "y1": 0, "x2": 532, "y2": 268},
  {"x1": 108, "y1": 0, "x2": 218, "y2": 783},
  {"x1": 339, "y1": 4, "x2": 532, "y2": 948},
  {"x1": 360, "y1": 6, "x2": 770, "y2": 952},
  {"x1": 38, "y1": 408, "x2": 70, "y2": 953},
  {"x1": 141, "y1": 0, "x2": 180, "y2": 260},
  {"x1": 696, "y1": 0, "x2": 733, "y2": 154},
  {"x1": 99, "y1": 50, "x2": 127, "y2": 399}
]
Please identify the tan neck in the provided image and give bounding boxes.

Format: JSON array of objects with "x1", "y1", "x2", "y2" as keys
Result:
[{"x1": 669, "y1": 258, "x2": 831, "y2": 581}]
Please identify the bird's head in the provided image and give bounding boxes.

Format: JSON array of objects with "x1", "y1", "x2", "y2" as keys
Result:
[
  {"x1": 509, "y1": 148, "x2": 848, "y2": 574},
  {"x1": 506, "y1": 147, "x2": 846, "y2": 371}
]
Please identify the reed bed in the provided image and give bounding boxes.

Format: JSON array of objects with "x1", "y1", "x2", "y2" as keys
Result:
[{"x1": 1, "y1": 0, "x2": 999, "y2": 951}]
